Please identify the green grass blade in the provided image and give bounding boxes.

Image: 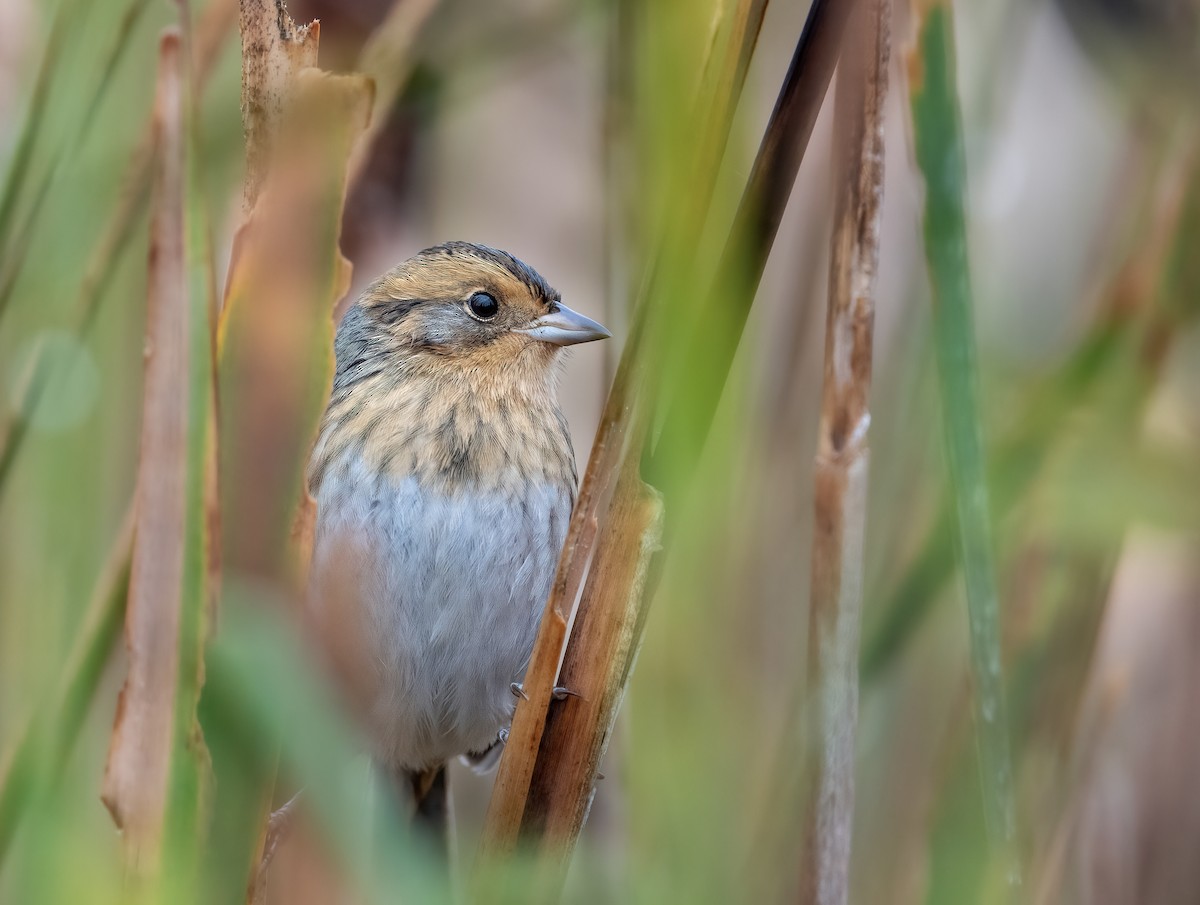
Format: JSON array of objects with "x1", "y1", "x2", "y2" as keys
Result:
[
  {"x1": 0, "y1": 0, "x2": 78, "y2": 253},
  {"x1": 0, "y1": 510, "x2": 132, "y2": 866},
  {"x1": 0, "y1": 0, "x2": 153, "y2": 327},
  {"x1": 910, "y1": 2, "x2": 1021, "y2": 892}
]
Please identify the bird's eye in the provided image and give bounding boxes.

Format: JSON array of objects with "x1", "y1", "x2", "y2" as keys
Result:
[{"x1": 467, "y1": 292, "x2": 499, "y2": 320}]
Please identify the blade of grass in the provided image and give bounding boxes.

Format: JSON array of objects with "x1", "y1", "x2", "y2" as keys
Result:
[
  {"x1": 861, "y1": 124, "x2": 1200, "y2": 682},
  {"x1": 0, "y1": 0, "x2": 155, "y2": 327},
  {"x1": 0, "y1": 505, "x2": 133, "y2": 867},
  {"x1": 909, "y1": 2, "x2": 1021, "y2": 892},
  {"x1": 799, "y1": 0, "x2": 889, "y2": 902},
  {"x1": 0, "y1": 0, "x2": 236, "y2": 501},
  {"x1": 0, "y1": 0, "x2": 80, "y2": 261},
  {"x1": 100, "y1": 28, "x2": 218, "y2": 872},
  {"x1": 645, "y1": 0, "x2": 856, "y2": 492}
]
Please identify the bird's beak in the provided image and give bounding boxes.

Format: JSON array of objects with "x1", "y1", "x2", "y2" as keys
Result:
[{"x1": 517, "y1": 303, "x2": 611, "y2": 346}]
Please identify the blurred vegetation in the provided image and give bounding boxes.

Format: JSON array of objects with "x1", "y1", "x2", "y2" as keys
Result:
[{"x1": 1, "y1": 0, "x2": 1199, "y2": 903}]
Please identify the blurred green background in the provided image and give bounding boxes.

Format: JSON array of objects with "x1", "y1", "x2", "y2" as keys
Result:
[{"x1": 1, "y1": 0, "x2": 1199, "y2": 902}]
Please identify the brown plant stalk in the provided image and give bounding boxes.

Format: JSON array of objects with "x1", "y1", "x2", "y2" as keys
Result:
[
  {"x1": 223, "y1": 3, "x2": 372, "y2": 899},
  {"x1": 101, "y1": 28, "x2": 213, "y2": 868},
  {"x1": 798, "y1": 0, "x2": 889, "y2": 902}
]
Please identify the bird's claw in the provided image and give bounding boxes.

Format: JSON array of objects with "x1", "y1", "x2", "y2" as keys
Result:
[
  {"x1": 512, "y1": 682, "x2": 578, "y2": 702},
  {"x1": 498, "y1": 727, "x2": 510, "y2": 743}
]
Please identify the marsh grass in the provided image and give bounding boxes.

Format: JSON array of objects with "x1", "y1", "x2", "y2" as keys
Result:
[{"x1": 1, "y1": 0, "x2": 1199, "y2": 903}]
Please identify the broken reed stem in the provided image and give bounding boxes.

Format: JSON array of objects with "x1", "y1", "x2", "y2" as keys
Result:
[
  {"x1": 235, "y1": 0, "x2": 319, "y2": 213},
  {"x1": 798, "y1": 1, "x2": 889, "y2": 903}
]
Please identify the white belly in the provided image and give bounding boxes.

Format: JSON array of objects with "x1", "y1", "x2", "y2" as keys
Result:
[{"x1": 310, "y1": 457, "x2": 571, "y2": 769}]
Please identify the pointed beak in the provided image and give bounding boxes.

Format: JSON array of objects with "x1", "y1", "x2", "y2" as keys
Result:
[{"x1": 517, "y1": 302, "x2": 611, "y2": 346}]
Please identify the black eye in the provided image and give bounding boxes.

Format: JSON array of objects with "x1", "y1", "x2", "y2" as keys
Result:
[{"x1": 468, "y1": 292, "x2": 499, "y2": 320}]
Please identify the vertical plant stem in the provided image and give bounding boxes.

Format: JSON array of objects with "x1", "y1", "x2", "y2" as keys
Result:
[
  {"x1": 910, "y1": 2, "x2": 1021, "y2": 891},
  {"x1": 100, "y1": 27, "x2": 218, "y2": 874},
  {"x1": 799, "y1": 0, "x2": 889, "y2": 902},
  {"x1": 521, "y1": 461, "x2": 663, "y2": 894}
]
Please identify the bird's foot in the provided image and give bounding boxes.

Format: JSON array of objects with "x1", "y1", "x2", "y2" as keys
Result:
[
  {"x1": 510, "y1": 683, "x2": 579, "y2": 702},
  {"x1": 498, "y1": 727, "x2": 510, "y2": 744}
]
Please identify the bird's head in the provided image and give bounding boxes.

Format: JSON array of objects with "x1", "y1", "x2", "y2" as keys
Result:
[{"x1": 354, "y1": 242, "x2": 609, "y2": 377}]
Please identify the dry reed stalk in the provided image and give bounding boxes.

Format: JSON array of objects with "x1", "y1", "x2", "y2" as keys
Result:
[
  {"x1": 236, "y1": 0, "x2": 319, "y2": 214},
  {"x1": 518, "y1": 463, "x2": 662, "y2": 889},
  {"x1": 222, "y1": 6, "x2": 371, "y2": 897},
  {"x1": 101, "y1": 29, "x2": 215, "y2": 869},
  {"x1": 219, "y1": 4, "x2": 371, "y2": 580},
  {"x1": 798, "y1": 1, "x2": 889, "y2": 903}
]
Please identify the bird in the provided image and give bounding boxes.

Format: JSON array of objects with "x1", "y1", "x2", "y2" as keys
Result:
[{"x1": 305, "y1": 241, "x2": 609, "y2": 842}]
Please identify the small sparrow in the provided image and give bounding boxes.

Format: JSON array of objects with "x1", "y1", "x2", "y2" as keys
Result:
[{"x1": 306, "y1": 242, "x2": 609, "y2": 814}]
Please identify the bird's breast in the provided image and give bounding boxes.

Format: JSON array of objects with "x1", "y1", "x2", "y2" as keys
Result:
[
  {"x1": 309, "y1": 371, "x2": 577, "y2": 499},
  {"x1": 309, "y1": 455, "x2": 573, "y2": 767}
]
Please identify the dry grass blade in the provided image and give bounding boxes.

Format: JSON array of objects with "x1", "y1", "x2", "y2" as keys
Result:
[
  {"x1": 217, "y1": 10, "x2": 371, "y2": 898},
  {"x1": 101, "y1": 29, "x2": 203, "y2": 868},
  {"x1": 798, "y1": 0, "x2": 889, "y2": 902},
  {"x1": 237, "y1": 0, "x2": 319, "y2": 212}
]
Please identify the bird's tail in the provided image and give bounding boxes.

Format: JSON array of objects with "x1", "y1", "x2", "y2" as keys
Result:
[
  {"x1": 406, "y1": 763, "x2": 450, "y2": 844},
  {"x1": 379, "y1": 762, "x2": 452, "y2": 864}
]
